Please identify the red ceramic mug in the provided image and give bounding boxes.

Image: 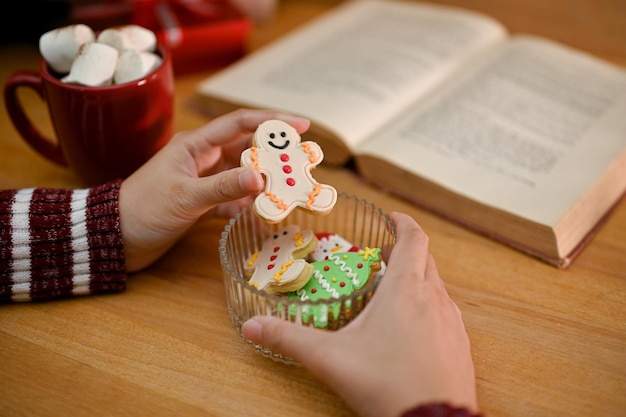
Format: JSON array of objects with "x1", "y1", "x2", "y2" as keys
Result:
[{"x1": 4, "y1": 44, "x2": 174, "y2": 186}]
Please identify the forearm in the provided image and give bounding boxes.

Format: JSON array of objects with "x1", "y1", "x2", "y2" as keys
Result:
[{"x1": 0, "y1": 180, "x2": 127, "y2": 303}]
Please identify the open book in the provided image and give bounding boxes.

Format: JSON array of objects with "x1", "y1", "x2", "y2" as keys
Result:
[{"x1": 194, "y1": 0, "x2": 626, "y2": 268}]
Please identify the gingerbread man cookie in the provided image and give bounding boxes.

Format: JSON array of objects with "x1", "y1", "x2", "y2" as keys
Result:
[
  {"x1": 245, "y1": 224, "x2": 317, "y2": 294},
  {"x1": 241, "y1": 120, "x2": 337, "y2": 224}
]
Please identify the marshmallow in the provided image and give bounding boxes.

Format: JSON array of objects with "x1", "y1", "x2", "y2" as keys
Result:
[
  {"x1": 39, "y1": 24, "x2": 96, "y2": 73},
  {"x1": 62, "y1": 42, "x2": 119, "y2": 87},
  {"x1": 97, "y1": 25, "x2": 157, "y2": 53},
  {"x1": 114, "y1": 49, "x2": 162, "y2": 84}
]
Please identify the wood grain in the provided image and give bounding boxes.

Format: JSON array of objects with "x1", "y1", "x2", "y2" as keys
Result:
[{"x1": 1, "y1": 1, "x2": 625, "y2": 416}]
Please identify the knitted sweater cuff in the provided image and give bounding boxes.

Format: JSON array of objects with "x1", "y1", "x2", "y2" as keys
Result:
[{"x1": 0, "y1": 180, "x2": 127, "y2": 302}]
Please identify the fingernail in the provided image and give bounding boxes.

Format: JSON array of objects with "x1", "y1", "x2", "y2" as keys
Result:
[
  {"x1": 242, "y1": 318, "x2": 263, "y2": 343},
  {"x1": 239, "y1": 169, "x2": 263, "y2": 193}
]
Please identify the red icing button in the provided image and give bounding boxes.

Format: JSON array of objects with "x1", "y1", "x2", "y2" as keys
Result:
[
  {"x1": 286, "y1": 178, "x2": 295, "y2": 186},
  {"x1": 270, "y1": 255, "x2": 277, "y2": 261},
  {"x1": 273, "y1": 247, "x2": 280, "y2": 252},
  {"x1": 283, "y1": 165, "x2": 292, "y2": 174},
  {"x1": 280, "y1": 154, "x2": 289, "y2": 162},
  {"x1": 340, "y1": 282, "x2": 345, "y2": 287},
  {"x1": 357, "y1": 263, "x2": 363, "y2": 268},
  {"x1": 324, "y1": 265, "x2": 330, "y2": 271},
  {"x1": 311, "y1": 288, "x2": 317, "y2": 293},
  {"x1": 267, "y1": 264, "x2": 275, "y2": 270}
]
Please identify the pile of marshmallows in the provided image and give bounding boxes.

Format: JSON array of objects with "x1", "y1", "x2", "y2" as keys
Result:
[{"x1": 40, "y1": 24, "x2": 162, "y2": 87}]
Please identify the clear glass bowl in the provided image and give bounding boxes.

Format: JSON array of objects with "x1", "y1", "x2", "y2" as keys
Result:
[{"x1": 219, "y1": 192, "x2": 396, "y2": 363}]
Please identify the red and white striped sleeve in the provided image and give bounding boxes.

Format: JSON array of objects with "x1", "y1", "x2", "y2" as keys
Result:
[{"x1": 0, "y1": 180, "x2": 127, "y2": 303}]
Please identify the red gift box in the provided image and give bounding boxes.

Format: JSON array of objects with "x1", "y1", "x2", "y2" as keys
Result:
[{"x1": 71, "y1": 0, "x2": 251, "y2": 75}]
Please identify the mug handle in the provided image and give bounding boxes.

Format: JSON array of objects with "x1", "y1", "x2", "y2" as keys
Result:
[{"x1": 3, "y1": 70, "x2": 67, "y2": 166}]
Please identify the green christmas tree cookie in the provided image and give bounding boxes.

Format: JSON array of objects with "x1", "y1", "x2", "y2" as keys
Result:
[{"x1": 287, "y1": 247, "x2": 382, "y2": 328}]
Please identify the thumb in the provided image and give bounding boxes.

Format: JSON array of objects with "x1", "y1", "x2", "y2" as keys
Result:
[
  {"x1": 242, "y1": 315, "x2": 327, "y2": 362},
  {"x1": 191, "y1": 167, "x2": 264, "y2": 209}
]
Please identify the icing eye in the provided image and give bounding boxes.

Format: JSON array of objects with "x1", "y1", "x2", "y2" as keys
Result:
[
  {"x1": 282, "y1": 230, "x2": 288, "y2": 236},
  {"x1": 280, "y1": 131, "x2": 286, "y2": 137},
  {"x1": 269, "y1": 133, "x2": 275, "y2": 139},
  {"x1": 273, "y1": 234, "x2": 279, "y2": 239}
]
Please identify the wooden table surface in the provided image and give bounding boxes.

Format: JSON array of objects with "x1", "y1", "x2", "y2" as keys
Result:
[{"x1": 1, "y1": 1, "x2": 625, "y2": 416}]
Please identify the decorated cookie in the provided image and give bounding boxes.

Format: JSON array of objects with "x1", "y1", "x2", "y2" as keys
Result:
[
  {"x1": 287, "y1": 247, "x2": 382, "y2": 328},
  {"x1": 245, "y1": 225, "x2": 318, "y2": 294},
  {"x1": 310, "y1": 232, "x2": 359, "y2": 261},
  {"x1": 241, "y1": 120, "x2": 337, "y2": 223},
  {"x1": 311, "y1": 232, "x2": 387, "y2": 278}
]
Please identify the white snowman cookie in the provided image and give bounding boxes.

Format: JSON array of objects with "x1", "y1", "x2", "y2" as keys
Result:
[
  {"x1": 244, "y1": 224, "x2": 318, "y2": 294},
  {"x1": 310, "y1": 232, "x2": 359, "y2": 261},
  {"x1": 241, "y1": 120, "x2": 337, "y2": 223}
]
